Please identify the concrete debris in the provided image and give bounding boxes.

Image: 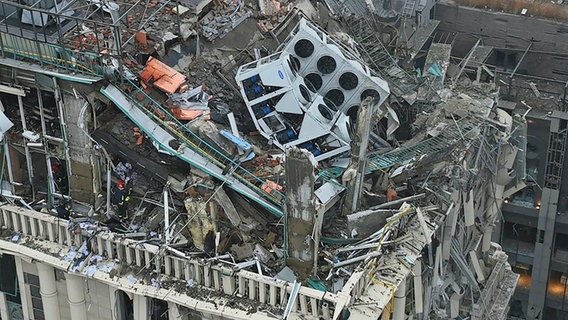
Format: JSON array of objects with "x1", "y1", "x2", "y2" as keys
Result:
[
  {"x1": 0, "y1": 0, "x2": 542, "y2": 318},
  {"x1": 213, "y1": 187, "x2": 242, "y2": 227},
  {"x1": 201, "y1": 0, "x2": 252, "y2": 41}
]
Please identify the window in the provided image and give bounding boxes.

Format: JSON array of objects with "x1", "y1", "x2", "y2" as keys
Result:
[{"x1": 23, "y1": 272, "x2": 45, "y2": 320}]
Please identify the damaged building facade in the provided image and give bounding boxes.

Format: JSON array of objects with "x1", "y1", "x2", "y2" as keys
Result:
[{"x1": 5, "y1": 0, "x2": 568, "y2": 318}]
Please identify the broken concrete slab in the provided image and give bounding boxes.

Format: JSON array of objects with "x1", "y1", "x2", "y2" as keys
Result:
[
  {"x1": 213, "y1": 187, "x2": 242, "y2": 227},
  {"x1": 346, "y1": 209, "x2": 391, "y2": 239},
  {"x1": 231, "y1": 243, "x2": 254, "y2": 260}
]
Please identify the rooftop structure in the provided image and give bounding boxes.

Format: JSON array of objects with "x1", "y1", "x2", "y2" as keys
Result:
[{"x1": 6, "y1": 0, "x2": 568, "y2": 318}]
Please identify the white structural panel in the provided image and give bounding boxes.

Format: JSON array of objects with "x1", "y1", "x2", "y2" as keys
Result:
[{"x1": 235, "y1": 18, "x2": 390, "y2": 162}]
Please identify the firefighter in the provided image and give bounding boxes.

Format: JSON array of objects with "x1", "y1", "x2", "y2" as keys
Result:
[
  {"x1": 111, "y1": 180, "x2": 131, "y2": 219},
  {"x1": 51, "y1": 162, "x2": 69, "y2": 194}
]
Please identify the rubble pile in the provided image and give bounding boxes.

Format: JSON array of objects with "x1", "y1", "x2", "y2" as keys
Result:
[{"x1": 0, "y1": 0, "x2": 524, "y2": 317}]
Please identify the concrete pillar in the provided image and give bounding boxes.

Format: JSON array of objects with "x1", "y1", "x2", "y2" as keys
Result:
[
  {"x1": 0, "y1": 292, "x2": 9, "y2": 320},
  {"x1": 133, "y1": 294, "x2": 148, "y2": 319},
  {"x1": 413, "y1": 263, "x2": 423, "y2": 315},
  {"x1": 65, "y1": 274, "x2": 87, "y2": 320},
  {"x1": 343, "y1": 97, "x2": 375, "y2": 215},
  {"x1": 450, "y1": 290, "x2": 464, "y2": 318},
  {"x1": 393, "y1": 277, "x2": 407, "y2": 320},
  {"x1": 168, "y1": 302, "x2": 182, "y2": 319},
  {"x1": 284, "y1": 147, "x2": 317, "y2": 279},
  {"x1": 59, "y1": 85, "x2": 97, "y2": 203},
  {"x1": 36, "y1": 263, "x2": 61, "y2": 320},
  {"x1": 109, "y1": 288, "x2": 118, "y2": 320},
  {"x1": 14, "y1": 257, "x2": 32, "y2": 320}
]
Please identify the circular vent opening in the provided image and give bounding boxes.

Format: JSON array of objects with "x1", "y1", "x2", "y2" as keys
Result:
[
  {"x1": 299, "y1": 84, "x2": 311, "y2": 102},
  {"x1": 294, "y1": 39, "x2": 314, "y2": 58},
  {"x1": 305, "y1": 73, "x2": 322, "y2": 92},
  {"x1": 361, "y1": 89, "x2": 381, "y2": 102},
  {"x1": 347, "y1": 105, "x2": 359, "y2": 121},
  {"x1": 288, "y1": 55, "x2": 301, "y2": 74},
  {"x1": 318, "y1": 104, "x2": 333, "y2": 121},
  {"x1": 325, "y1": 89, "x2": 345, "y2": 108},
  {"x1": 317, "y1": 56, "x2": 337, "y2": 74},
  {"x1": 339, "y1": 72, "x2": 359, "y2": 90},
  {"x1": 323, "y1": 97, "x2": 338, "y2": 112}
]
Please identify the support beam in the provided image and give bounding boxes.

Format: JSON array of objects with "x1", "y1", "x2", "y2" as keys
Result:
[
  {"x1": 343, "y1": 97, "x2": 376, "y2": 215},
  {"x1": 17, "y1": 95, "x2": 35, "y2": 199},
  {"x1": 0, "y1": 291, "x2": 10, "y2": 320},
  {"x1": 285, "y1": 147, "x2": 317, "y2": 279},
  {"x1": 413, "y1": 263, "x2": 423, "y2": 315},
  {"x1": 14, "y1": 257, "x2": 32, "y2": 320},
  {"x1": 393, "y1": 276, "x2": 407, "y2": 320},
  {"x1": 168, "y1": 301, "x2": 182, "y2": 319},
  {"x1": 36, "y1": 263, "x2": 61, "y2": 320},
  {"x1": 133, "y1": 294, "x2": 148, "y2": 320}
]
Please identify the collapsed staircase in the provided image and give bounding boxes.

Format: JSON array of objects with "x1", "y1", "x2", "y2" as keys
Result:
[{"x1": 100, "y1": 80, "x2": 284, "y2": 217}]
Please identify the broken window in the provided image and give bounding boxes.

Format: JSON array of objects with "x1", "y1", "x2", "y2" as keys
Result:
[
  {"x1": 23, "y1": 272, "x2": 45, "y2": 320},
  {"x1": 149, "y1": 298, "x2": 168, "y2": 320},
  {"x1": 0, "y1": 254, "x2": 23, "y2": 318},
  {"x1": 115, "y1": 290, "x2": 134, "y2": 320}
]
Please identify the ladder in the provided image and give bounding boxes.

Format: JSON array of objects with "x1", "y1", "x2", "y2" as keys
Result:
[
  {"x1": 544, "y1": 118, "x2": 567, "y2": 190},
  {"x1": 402, "y1": 0, "x2": 417, "y2": 17},
  {"x1": 100, "y1": 80, "x2": 285, "y2": 217},
  {"x1": 346, "y1": 15, "x2": 417, "y2": 97}
]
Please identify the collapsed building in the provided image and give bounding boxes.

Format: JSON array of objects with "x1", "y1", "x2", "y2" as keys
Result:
[{"x1": 6, "y1": 0, "x2": 568, "y2": 318}]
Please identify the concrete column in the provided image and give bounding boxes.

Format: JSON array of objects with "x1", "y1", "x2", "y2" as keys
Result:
[
  {"x1": 393, "y1": 277, "x2": 407, "y2": 320},
  {"x1": 60, "y1": 86, "x2": 96, "y2": 203},
  {"x1": 284, "y1": 147, "x2": 317, "y2": 279},
  {"x1": 133, "y1": 294, "x2": 148, "y2": 319},
  {"x1": 36, "y1": 263, "x2": 61, "y2": 320},
  {"x1": 168, "y1": 302, "x2": 182, "y2": 319},
  {"x1": 65, "y1": 274, "x2": 88, "y2": 320},
  {"x1": 0, "y1": 292, "x2": 9, "y2": 320},
  {"x1": 109, "y1": 288, "x2": 118, "y2": 320},
  {"x1": 343, "y1": 97, "x2": 375, "y2": 215},
  {"x1": 14, "y1": 257, "x2": 32, "y2": 320},
  {"x1": 413, "y1": 263, "x2": 423, "y2": 315}
]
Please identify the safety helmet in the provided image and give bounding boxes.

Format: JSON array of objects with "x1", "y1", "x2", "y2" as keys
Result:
[{"x1": 117, "y1": 180, "x2": 126, "y2": 189}]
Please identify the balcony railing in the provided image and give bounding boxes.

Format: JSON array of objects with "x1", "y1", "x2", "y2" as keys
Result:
[
  {"x1": 0, "y1": 199, "x2": 447, "y2": 319},
  {"x1": 0, "y1": 31, "x2": 104, "y2": 76},
  {"x1": 0, "y1": 203, "x2": 340, "y2": 318}
]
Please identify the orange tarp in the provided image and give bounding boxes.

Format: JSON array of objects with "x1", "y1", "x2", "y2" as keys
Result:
[
  {"x1": 169, "y1": 108, "x2": 203, "y2": 120},
  {"x1": 140, "y1": 57, "x2": 187, "y2": 94}
]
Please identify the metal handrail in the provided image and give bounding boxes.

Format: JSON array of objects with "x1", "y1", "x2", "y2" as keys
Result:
[{"x1": 117, "y1": 78, "x2": 286, "y2": 209}]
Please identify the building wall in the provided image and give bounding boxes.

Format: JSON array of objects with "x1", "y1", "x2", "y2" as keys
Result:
[
  {"x1": 434, "y1": 3, "x2": 568, "y2": 80},
  {"x1": 0, "y1": 252, "x2": 224, "y2": 320},
  {"x1": 498, "y1": 111, "x2": 568, "y2": 319}
]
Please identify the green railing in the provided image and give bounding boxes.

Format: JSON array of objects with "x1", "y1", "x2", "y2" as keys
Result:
[
  {"x1": 0, "y1": 31, "x2": 104, "y2": 76},
  {"x1": 114, "y1": 78, "x2": 286, "y2": 214}
]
